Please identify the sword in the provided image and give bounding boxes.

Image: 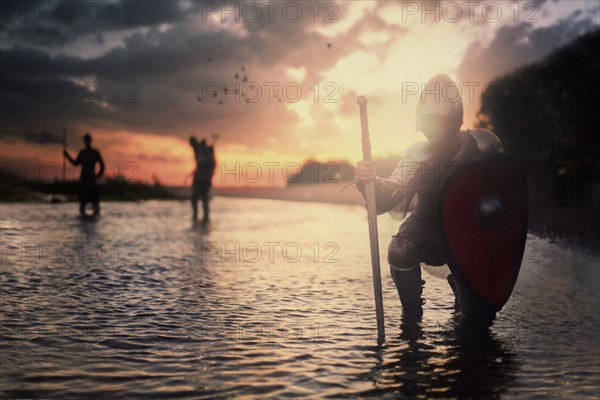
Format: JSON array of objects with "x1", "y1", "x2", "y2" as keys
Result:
[{"x1": 357, "y1": 96, "x2": 385, "y2": 342}]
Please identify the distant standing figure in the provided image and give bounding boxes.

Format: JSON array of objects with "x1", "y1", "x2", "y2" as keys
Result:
[
  {"x1": 190, "y1": 136, "x2": 217, "y2": 221},
  {"x1": 64, "y1": 133, "x2": 105, "y2": 217}
]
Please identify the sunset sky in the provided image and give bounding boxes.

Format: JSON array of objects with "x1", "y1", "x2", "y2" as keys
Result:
[{"x1": 1, "y1": 0, "x2": 598, "y2": 186}]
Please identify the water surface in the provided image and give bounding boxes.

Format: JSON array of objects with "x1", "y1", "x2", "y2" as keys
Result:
[{"x1": 1, "y1": 199, "x2": 598, "y2": 398}]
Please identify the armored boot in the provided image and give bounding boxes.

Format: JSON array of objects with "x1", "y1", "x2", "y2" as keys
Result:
[{"x1": 390, "y1": 264, "x2": 424, "y2": 321}]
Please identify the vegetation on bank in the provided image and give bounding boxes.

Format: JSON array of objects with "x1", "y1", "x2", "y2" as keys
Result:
[
  {"x1": 477, "y1": 29, "x2": 599, "y2": 250},
  {"x1": 0, "y1": 171, "x2": 179, "y2": 202}
]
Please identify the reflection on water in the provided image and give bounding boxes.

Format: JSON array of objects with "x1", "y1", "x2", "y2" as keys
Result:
[
  {"x1": 0, "y1": 199, "x2": 598, "y2": 399},
  {"x1": 357, "y1": 317, "x2": 518, "y2": 399},
  {"x1": 351, "y1": 319, "x2": 508, "y2": 398}
]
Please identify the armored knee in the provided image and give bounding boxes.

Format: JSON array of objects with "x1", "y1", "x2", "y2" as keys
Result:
[{"x1": 387, "y1": 236, "x2": 421, "y2": 270}]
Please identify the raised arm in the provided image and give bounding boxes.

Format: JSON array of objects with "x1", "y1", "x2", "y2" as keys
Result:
[
  {"x1": 63, "y1": 150, "x2": 78, "y2": 165},
  {"x1": 96, "y1": 151, "x2": 105, "y2": 179}
]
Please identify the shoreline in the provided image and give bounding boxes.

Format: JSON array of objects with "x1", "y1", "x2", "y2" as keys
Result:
[
  {"x1": 212, "y1": 184, "x2": 600, "y2": 257},
  {"x1": 2, "y1": 182, "x2": 597, "y2": 256}
]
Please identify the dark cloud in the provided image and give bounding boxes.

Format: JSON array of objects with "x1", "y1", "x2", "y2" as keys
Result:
[
  {"x1": 1, "y1": 0, "x2": 597, "y2": 158},
  {"x1": 0, "y1": 0, "x2": 197, "y2": 48},
  {"x1": 0, "y1": 0, "x2": 375, "y2": 151},
  {"x1": 25, "y1": 130, "x2": 63, "y2": 144},
  {"x1": 0, "y1": 129, "x2": 63, "y2": 144},
  {"x1": 459, "y1": 13, "x2": 597, "y2": 82}
]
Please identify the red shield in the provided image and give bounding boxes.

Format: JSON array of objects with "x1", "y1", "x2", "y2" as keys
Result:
[{"x1": 439, "y1": 152, "x2": 528, "y2": 312}]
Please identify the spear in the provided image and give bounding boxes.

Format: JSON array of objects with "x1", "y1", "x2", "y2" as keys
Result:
[
  {"x1": 356, "y1": 96, "x2": 385, "y2": 342},
  {"x1": 62, "y1": 129, "x2": 67, "y2": 182}
]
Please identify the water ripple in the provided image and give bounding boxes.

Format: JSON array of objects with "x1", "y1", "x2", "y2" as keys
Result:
[{"x1": 1, "y1": 200, "x2": 598, "y2": 399}]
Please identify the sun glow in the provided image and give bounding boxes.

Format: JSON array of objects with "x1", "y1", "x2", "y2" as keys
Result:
[
  {"x1": 312, "y1": 5, "x2": 474, "y2": 160},
  {"x1": 6, "y1": 0, "x2": 587, "y2": 188}
]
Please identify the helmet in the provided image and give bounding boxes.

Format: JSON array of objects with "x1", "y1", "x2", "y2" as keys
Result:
[{"x1": 416, "y1": 74, "x2": 463, "y2": 131}]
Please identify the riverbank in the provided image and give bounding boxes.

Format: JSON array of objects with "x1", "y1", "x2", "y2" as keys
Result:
[
  {"x1": 526, "y1": 180, "x2": 600, "y2": 257},
  {"x1": 208, "y1": 183, "x2": 599, "y2": 256},
  {"x1": 225, "y1": 182, "x2": 600, "y2": 256},
  {"x1": 1, "y1": 176, "x2": 597, "y2": 256},
  {"x1": 0, "y1": 172, "x2": 175, "y2": 203}
]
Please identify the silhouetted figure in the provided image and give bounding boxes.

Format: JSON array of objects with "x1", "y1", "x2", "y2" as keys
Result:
[
  {"x1": 64, "y1": 133, "x2": 105, "y2": 217},
  {"x1": 190, "y1": 136, "x2": 217, "y2": 221}
]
